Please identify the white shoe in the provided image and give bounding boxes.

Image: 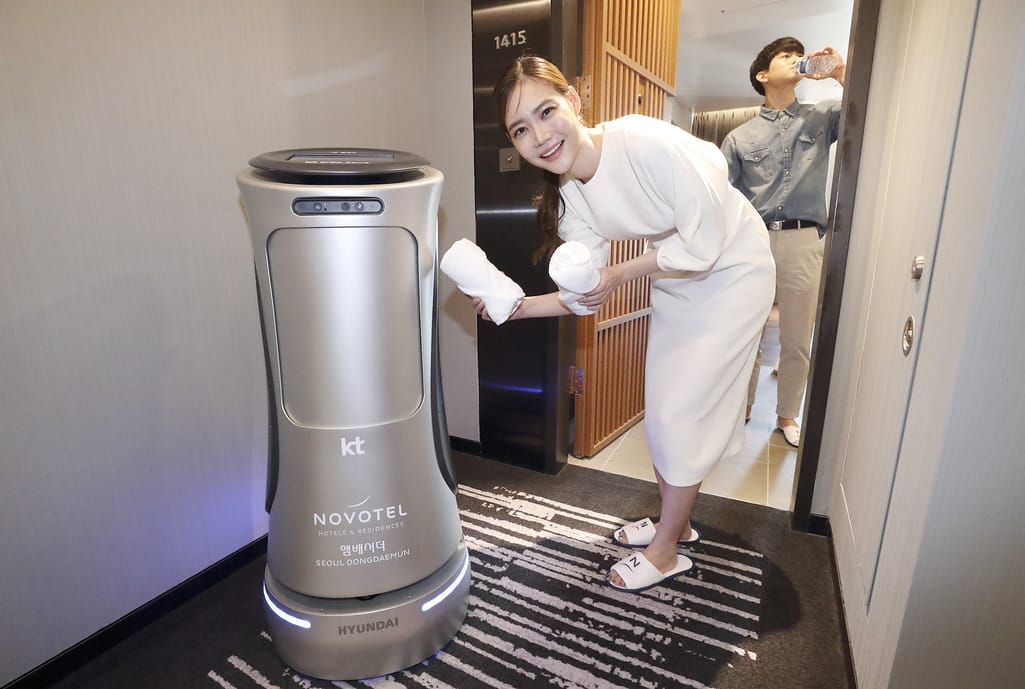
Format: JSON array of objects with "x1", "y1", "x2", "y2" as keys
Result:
[
  {"x1": 777, "y1": 424, "x2": 800, "y2": 447},
  {"x1": 607, "y1": 552, "x2": 693, "y2": 593},
  {"x1": 612, "y1": 518, "x2": 701, "y2": 548}
]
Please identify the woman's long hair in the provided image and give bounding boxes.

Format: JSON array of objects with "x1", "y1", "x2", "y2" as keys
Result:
[{"x1": 493, "y1": 55, "x2": 580, "y2": 263}]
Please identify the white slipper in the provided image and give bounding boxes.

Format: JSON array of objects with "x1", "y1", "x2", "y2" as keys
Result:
[
  {"x1": 606, "y1": 552, "x2": 693, "y2": 593},
  {"x1": 777, "y1": 424, "x2": 801, "y2": 447},
  {"x1": 612, "y1": 518, "x2": 700, "y2": 548}
]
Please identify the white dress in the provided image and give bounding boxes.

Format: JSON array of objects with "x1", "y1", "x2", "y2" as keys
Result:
[{"x1": 559, "y1": 115, "x2": 776, "y2": 486}]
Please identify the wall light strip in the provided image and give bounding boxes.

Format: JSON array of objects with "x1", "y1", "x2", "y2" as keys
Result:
[
  {"x1": 421, "y1": 552, "x2": 471, "y2": 613},
  {"x1": 263, "y1": 584, "x2": 312, "y2": 629}
]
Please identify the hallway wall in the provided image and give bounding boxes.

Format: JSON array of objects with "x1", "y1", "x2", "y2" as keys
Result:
[{"x1": 0, "y1": 1, "x2": 475, "y2": 684}]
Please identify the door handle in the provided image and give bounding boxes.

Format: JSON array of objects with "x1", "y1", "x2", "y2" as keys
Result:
[{"x1": 902, "y1": 315, "x2": 915, "y2": 356}]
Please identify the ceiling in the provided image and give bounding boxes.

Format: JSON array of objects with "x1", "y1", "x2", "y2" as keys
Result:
[{"x1": 675, "y1": 0, "x2": 854, "y2": 113}]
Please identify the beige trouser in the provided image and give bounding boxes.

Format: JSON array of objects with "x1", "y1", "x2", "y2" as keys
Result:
[{"x1": 747, "y1": 227, "x2": 824, "y2": 419}]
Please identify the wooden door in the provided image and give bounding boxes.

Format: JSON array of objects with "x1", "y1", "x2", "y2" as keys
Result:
[
  {"x1": 829, "y1": 0, "x2": 978, "y2": 676},
  {"x1": 571, "y1": 0, "x2": 679, "y2": 457}
]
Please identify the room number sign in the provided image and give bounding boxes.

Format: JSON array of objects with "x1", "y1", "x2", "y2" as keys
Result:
[{"x1": 494, "y1": 30, "x2": 527, "y2": 49}]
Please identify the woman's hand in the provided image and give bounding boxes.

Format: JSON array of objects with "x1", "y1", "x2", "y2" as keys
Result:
[
  {"x1": 471, "y1": 297, "x2": 492, "y2": 322},
  {"x1": 579, "y1": 264, "x2": 624, "y2": 310}
]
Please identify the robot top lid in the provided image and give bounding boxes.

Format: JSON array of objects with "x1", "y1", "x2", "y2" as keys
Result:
[{"x1": 248, "y1": 147, "x2": 430, "y2": 185}]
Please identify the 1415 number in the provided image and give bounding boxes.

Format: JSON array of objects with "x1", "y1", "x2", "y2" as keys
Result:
[{"x1": 494, "y1": 30, "x2": 527, "y2": 49}]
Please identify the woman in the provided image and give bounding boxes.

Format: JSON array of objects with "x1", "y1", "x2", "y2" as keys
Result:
[{"x1": 480, "y1": 55, "x2": 775, "y2": 592}]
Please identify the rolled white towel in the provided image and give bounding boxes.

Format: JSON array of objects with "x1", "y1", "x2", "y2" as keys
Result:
[
  {"x1": 440, "y1": 239, "x2": 525, "y2": 325},
  {"x1": 548, "y1": 241, "x2": 600, "y2": 315}
]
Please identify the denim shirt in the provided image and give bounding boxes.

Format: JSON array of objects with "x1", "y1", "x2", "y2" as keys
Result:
[{"x1": 720, "y1": 99, "x2": 842, "y2": 229}]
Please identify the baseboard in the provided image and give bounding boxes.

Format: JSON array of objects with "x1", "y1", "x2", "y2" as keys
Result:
[
  {"x1": 823, "y1": 519, "x2": 859, "y2": 687},
  {"x1": 449, "y1": 435, "x2": 481, "y2": 456},
  {"x1": 3, "y1": 536, "x2": 268, "y2": 689},
  {"x1": 808, "y1": 513, "x2": 832, "y2": 537}
]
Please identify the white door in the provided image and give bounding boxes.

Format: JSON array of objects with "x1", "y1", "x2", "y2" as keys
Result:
[{"x1": 829, "y1": 0, "x2": 978, "y2": 668}]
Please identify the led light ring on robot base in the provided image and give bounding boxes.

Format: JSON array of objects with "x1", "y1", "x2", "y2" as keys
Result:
[
  {"x1": 261, "y1": 543, "x2": 471, "y2": 680},
  {"x1": 262, "y1": 547, "x2": 471, "y2": 627}
]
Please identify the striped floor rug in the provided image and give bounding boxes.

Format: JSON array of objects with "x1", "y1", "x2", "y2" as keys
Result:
[
  {"x1": 49, "y1": 453, "x2": 851, "y2": 689},
  {"x1": 425, "y1": 481, "x2": 766, "y2": 689}
]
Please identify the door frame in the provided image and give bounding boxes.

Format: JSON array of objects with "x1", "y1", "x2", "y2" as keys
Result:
[{"x1": 790, "y1": 0, "x2": 882, "y2": 531}]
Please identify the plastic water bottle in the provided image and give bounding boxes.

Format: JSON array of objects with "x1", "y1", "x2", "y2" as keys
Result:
[{"x1": 795, "y1": 54, "x2": 839, "y2": 76}]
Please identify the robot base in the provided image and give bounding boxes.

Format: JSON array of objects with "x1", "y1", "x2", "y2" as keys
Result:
[{"x1": 262, "y1": 543, "x2": 471, "y2": 681}]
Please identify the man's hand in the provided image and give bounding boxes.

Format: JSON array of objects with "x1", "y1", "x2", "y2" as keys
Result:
[{"x1": 807, "y1": 46, "x2": 846, "y2": 87}]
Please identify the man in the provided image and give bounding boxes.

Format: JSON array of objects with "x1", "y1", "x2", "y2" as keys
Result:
[{"x1": 721, "y1": 36, "x2": 845, "y2": 447}]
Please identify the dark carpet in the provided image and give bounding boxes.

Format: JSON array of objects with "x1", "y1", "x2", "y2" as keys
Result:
[{"x1": 45, "y1": 453, "x2": 852, "y2": 689}]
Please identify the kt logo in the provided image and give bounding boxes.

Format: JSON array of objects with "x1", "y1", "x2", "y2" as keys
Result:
[{"x1": 339, "y1": 436, "x2": 366, "y2": 457}]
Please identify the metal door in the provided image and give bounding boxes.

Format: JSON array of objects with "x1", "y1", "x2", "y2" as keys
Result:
[{"x1": 470, "y1": 0, "x2": 580, "y2": 472}]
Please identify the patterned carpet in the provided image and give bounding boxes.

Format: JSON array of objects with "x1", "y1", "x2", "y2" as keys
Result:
[{"x1": 47, "y1": 453, "x2": 852, "y2": 689}]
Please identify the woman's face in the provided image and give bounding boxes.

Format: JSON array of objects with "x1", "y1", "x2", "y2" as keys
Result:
[{"x1": 504, "y1": 77, "x2": 586, "y2": 178}]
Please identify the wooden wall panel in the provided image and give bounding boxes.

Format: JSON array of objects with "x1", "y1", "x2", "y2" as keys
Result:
[{"x1": 573, "y1": 0, "x2": 679, "y2": 457}]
